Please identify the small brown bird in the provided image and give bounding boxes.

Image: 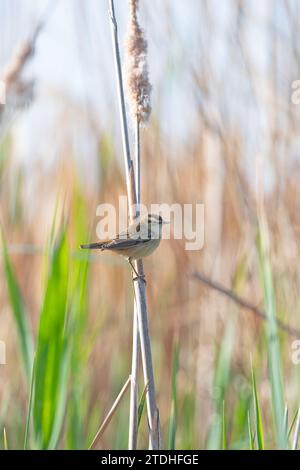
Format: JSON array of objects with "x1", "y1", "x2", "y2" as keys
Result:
[{"x1": 80, "y1": 213, "x2": 168, "y2": 282}]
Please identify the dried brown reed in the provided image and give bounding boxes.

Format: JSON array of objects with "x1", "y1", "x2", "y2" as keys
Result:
[{"x1": 108, "y1": 0, "x2": 160, "y2": 450}]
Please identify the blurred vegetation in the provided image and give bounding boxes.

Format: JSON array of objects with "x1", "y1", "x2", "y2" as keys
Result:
[{"x1": 1, "y1": 0, "x2": 300, "y2": 451}]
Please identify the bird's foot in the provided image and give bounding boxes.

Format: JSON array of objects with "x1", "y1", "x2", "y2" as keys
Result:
[{"x1": 133, "y1": 274, "x2": 147, "y2": 285}]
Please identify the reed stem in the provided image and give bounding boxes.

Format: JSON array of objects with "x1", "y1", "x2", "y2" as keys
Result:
[
  {"x1": 108, "y1": 0, "x2": 161, "y2": 449},
  {"x1": 128, "y1": 118, "x2": 141, "y2": 450},
  {"x1": 128, "y1": 308, "x2": 139, "y2": 449}
]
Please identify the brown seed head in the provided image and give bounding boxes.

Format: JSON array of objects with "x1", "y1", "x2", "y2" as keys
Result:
[{"x1": 125, "y1": 0, "x2": 152, "y2": 125}]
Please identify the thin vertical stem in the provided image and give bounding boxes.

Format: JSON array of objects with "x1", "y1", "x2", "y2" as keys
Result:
[
  {"x1": 108, "y1": 0, "x2": 132, "y2": 202},
  {"x1": 108, "y1": 0, "x2": 161, "y2": 449},
  {"x1": 128, "y1": 308, "x2": 139, "y2": 449},
  {"x1": 128, "y1": 118, "x2": 141, "y2": 450},
  {"x1": 135, "y1": 118, "x2": 141, "y2": 206},
  {"x1": 24, "y1": 355, "x2": 36, "y2": 450},
  {"x1": 132, "y1": 265, "x2": 160, "y2": 449},
  {"x1": 292, "y1": 405, "x2": 300, "y2": 450}
]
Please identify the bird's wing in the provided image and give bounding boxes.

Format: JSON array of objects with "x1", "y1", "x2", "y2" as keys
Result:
[
  {"x1": 80, "y1": 220, "x2": 150, "y2": 250},
  {"x1": 105, "y1": 236, "x2": 151, "y2": 251},
  {"x1": 80, "y1": 242, "x2": 106, "y2": 249},
  {"x1": 80, "y1": 236, "x2": 150, "y2": 251}
]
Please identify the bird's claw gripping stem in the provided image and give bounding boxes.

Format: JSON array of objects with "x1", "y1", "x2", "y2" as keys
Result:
[{"x1": 133, "y1": 274, "x2": 147, "y2": 285}]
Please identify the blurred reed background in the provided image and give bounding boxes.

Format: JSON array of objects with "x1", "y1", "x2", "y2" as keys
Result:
[{"x1": 1, "y1": 0, "x2": 300, "y2": 450}]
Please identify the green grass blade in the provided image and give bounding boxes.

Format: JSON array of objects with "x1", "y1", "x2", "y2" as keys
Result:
[
  {"x1": 231, "y1": 383, "x2": 252, "y2": 448},
  {"x1": 65, "y1": 186, "x2": 90, "y2": 449},
  {"x1": 168, "y1": 344, "x2": 179, "y2": 450},
  {"x1": 292, "y1": 405, "x2": 300, "y2": 450},
  {"x1": 3, "y1": 428, "x2": 8, "y2": 450},
  {"x1": 137, "y1": 384, "x2": 148, "y2": 429},
  {"x1": 1, "y1": 233, "x2": 34, "y2": 382},
  {"x1": 65, "y1": 256, "x2": 89, "y2": 449},
  {"x1": 207, "y1": 318, "x2": 235, "y2": 450},
  {"x1": 288, "y1": 407, "x2": 299, "y2": 439},
  {"x1": 222, "y1": 401, "x2": 226, "y2": 450},
  {"x1": 33, "y1": 228, "x2": 71, "y2": 449},
  {"x1": 24, "y1": 355, "x2": 36, "y2": 449},
  {"x1": 283, "y1": 404, "x2": 288, "y2": 445},
  {"x1": 251, "y1": 365, "x2": 264, "y2": 450},
  {"x1": 257, "y1": 227, "x2": 286, "y2": 449},
  {"x1": 247, "y1": 411, "x2": 255, "y2": 450}
]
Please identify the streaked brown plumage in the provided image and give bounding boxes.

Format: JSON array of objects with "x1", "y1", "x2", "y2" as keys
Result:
[{"x1": 80, "y1": 213, "x2": 167, "y2": 281}]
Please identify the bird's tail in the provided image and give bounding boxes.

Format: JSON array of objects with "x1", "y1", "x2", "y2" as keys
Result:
[{"x1": 80, "y1": 242, "x2": 105, "y2": 250}]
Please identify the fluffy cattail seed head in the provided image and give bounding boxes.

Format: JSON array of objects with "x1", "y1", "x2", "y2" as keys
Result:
[
  {"x1": 1, "y1": 40, "x2": 34, "y2": 87},
  {"x1": 125, "y1": 0, "x2": 152, "y2": 125},
  {"x1": 0, "y1": 38, "x2": 36, "y2": 130}
]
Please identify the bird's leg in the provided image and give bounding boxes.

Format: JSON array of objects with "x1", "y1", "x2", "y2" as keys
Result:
[{"x1": 129, "y1": 258, "x2": 146, "y2": 284}]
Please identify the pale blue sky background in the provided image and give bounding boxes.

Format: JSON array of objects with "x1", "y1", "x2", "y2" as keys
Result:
[{"x1": 0, "y1": 0, "x2": 299, "y2": 191}]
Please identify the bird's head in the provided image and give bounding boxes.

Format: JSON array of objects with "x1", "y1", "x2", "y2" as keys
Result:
[
  {"x1": 146, "y1": 213, "x2": 168, "y2": 224},
  {"x1": 142, "y1": 213, "x2": 169, "y2": 238}
]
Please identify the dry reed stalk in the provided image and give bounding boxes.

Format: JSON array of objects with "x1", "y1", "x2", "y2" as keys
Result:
[
  {"x1": 128, "y1": 123, "x2": 141, "y2": 450},
  {"x1": 108, "y1": 0, "x2": 160, "y2": 450},
  {"x1": 89, "y1": 376, "x2": 131, "y2": 450},
  {"x1": 192, "y1": 271, "x2": 300, "y2": 338},
  {"x1": 125, "y1": 0, "x2": 151, "y2": 450},
  {"x1": 0, "y1": 0, "x2": 58, "y2": 124},
  {"x1": 127, "y1": 119, "x2": 142, "y2": 451},
  {"x1": 129, "y1": 306, "x2": 139, "y2": 449},
  {"x1": 0, "y1": 36, "x2": 36, "y2": 124}
]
